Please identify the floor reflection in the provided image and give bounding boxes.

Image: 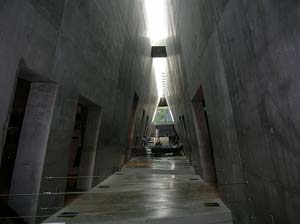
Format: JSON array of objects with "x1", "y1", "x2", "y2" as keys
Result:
[{"x1": 43, "y1": 156, "x2": 232, "y2": 224}]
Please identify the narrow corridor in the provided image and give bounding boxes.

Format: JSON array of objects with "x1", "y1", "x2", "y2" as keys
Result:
[
  {"x1": 1, "y1": 0, "x2": 299, "y2": 223},
  {"x1": 44, "y1": 157, "x2": 232, "y2": 224}
]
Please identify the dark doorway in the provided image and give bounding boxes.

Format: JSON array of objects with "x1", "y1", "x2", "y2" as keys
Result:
[
  {"x1": 144, "y1": 115, "x2": 149, "y2": 136},
  {"x1": 181, "y1": 115, "x2": 192, "y2": 160},
  {"x1": 0, "y1": 78, "x2": 31, "y2": 223},
  {"x1": 65, "y1": 103, "x2": 88, "y2": 204},
  {"x1": 141, "y1": 110, "x2": 145, "y2": 127},
  {"x1": 124, "y1": 93, "x2": 139, "y2": 163},
  {"x1": 65, "y1": 99, "x2": 102, "y2": 204},
  {"x1": 192, "y1": 86, "x2": 217, "y2": 184},
  {"x1": 178, "y1": 116, "x2": 183, "y2": 139},
  {"x1": 135, "y1": 109, "x2": 145, "y2": 147},
  {"x1": 0, "y1": 78, "x2": 31, "y2": 193}
]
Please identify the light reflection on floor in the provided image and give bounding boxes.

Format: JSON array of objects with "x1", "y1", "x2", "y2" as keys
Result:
[{"x1": 43, "y1": 156, "x2": 233, "y2": 224}]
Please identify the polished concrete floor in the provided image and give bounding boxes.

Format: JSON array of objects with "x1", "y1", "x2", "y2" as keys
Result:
[{"x1": 43, "y1": 157, "x2": 233, "y2": 224}]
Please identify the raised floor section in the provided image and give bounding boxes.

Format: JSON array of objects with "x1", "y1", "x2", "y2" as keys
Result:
[{"x1": 43, "y1": 157, "x2": 233, "y2": 224}]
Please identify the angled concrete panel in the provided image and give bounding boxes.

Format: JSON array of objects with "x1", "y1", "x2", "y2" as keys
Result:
[{"x1": 9, "y1": 82, "x2": 58, "y2": 223}]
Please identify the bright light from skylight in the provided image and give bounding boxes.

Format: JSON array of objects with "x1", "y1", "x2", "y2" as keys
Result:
[
  {"x1": 145, "y1": 0, "x2": 173, "y2": 123},
  {"x1": 153, "y1": 58, "x2": 167, "y2": 97},
  {"x1": 145, "y1": 0, "x2": 168, "y2": 45},
  {"x1": 145, "y1": 0, "x2": 168, "y2": 98}
]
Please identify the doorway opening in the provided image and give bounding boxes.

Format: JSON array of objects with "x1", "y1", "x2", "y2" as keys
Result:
[
  {"x1": 0, "y1": 78, "x2": 31, "y2": 222},
  {"x1": 144, "y1": 115, "x2": 149, "y2": 136},
  {"x1": 0, "y1": 78, "x2": 31, "y2": 194},
  {"x1": 124, "y1": 93, "x2": 139, "y2": 163},
  {"x1": 181, "y1": 115, "x2": 192, "y2": 160},
  {"x1": 192, "y1": 86, "x2": 217, "y2": 184},
  {"x1": 65, "y1": 99, "x2": 102, "y2": 205},
  {"x1": 66, "y1": 103, "x2": 88, "y2": 196},
  {"x1": 135, "y1": 109, "x2": 145, "y2": 147},
  {"x1": 140, "y1": 110, "x2": 145, "y2": 136}
]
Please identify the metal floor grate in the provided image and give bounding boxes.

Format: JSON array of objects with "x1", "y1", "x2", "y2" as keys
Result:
[
  {"x1": 58, "y1": 212, "x2": 79, "y2": 218},
  {"x1": 204, "y1": 202, "x2": 220, "y2": 207},
  {"x1": 98, "y1": 185, "x2": 110, "y2": 189}
]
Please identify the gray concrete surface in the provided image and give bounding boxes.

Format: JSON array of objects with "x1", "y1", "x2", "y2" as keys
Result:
[
  {"x1": 1, "y1": 0, "x2": 300, "y2": 223},
  {"x1": 9, "y1": 83, "x2": 58, "y2": 224},
  {"x1": 165, "y1": 0, "x2": 300, "y2": 223},
  {"x1": 0, "y1": 0, "x2": 157, "y2": 222},
  {"x1": 43, "y1": 156, "x2": 233, "y2": 224}
]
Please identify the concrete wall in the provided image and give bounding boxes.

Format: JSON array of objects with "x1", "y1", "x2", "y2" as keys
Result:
[
  {"x1": 0, "y1": 0, "x2": 157, "y2": 221},
  {"x1": 165, "y1": 0, "x2": 300, "y2": 223}
]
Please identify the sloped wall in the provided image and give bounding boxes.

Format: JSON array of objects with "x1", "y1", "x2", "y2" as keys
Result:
[
  {"x1": 166, "y1": 0, "x2": 300, "y2": 223},
  {"x1": 0, "y1": 0, "x2": 157, "y2": 221}
]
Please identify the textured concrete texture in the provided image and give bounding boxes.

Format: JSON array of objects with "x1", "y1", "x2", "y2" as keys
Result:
[
  {"x1": 9, "y1": 83, "x2": 58, "y2": 223},
  {"x1": 43, "y1": 156, "x2": 233, "y2": 224},
  {"x1": 0, "y1": 0, "x2": 157, "y2": 222},
  {"x1": 1, "y1": 0, "x2": 300, "y2": 223},
  {"x1": 165, "y1": 0, "x2": 300, "y2": 223}
]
